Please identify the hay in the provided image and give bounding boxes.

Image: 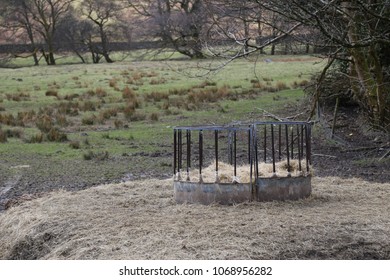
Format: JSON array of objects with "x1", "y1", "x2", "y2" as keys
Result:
[
  {"x1": 0, "y1": 176, "x2": 389, "y2": 260},
  {"x1": 180, "y1": 160, "x2": 310, "y2": 183}
]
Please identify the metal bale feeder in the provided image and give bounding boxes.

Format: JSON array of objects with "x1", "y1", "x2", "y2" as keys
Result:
[{"x1": 173, "y1": 121, "x2": 312, "y2": 205}]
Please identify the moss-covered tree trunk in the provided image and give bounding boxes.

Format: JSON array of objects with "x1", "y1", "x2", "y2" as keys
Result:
[{"x1": 344, "y1": 0, "x2": 387, "y2": 126}]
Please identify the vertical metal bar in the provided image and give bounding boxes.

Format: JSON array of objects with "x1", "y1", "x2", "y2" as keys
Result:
[
  {"x1": 297, "y1": 125, "x2": 302, "y2": 172},
  {"x1": 307, "y1": 124, "x2": 312, "y2": 171},
  {"x1": 291, "y1": 126, "x2": 294, "y2": 159},
  {"x1": 178, "y1": 129, "x2": 182, "y2": 173},
  {"x1": 173, "y1": 129, "x2": 177, "y2": 177},
  {"x1": 263, "y1": 125, "x2": 267, "y2": 162},
  {"x1": 186, "y1": 130, "x2": 191, "y2": 180},
  {"x1": 285, "y1": 124, "x2": 291, "y2": 174},
  {"x1": 215, "y1": 129, "x2": 218, "y2": 182},
  {"x1": 248, "y1": 128, "x2": 251, "y2": 164},
  {"x1": 187, "y1": 130, "x2": 191, "y2": 168},
  {"x1": 228, "y1": 131, "x2": 233, "y2": 165},
  {"x1": 249, "y1": 127, "x2": 253, "y2": 194},
  {"x1": 301, "y1": 125, "x2": 304, "y2": 159},
  {"x1": 305, "y1": 125, "x2": 310, "y2": 172},
  {"x1": 234, "y1": 130, "x2": 237, "y2": 178},
  {"x1": 254, "y1": 127, "x2": 259, "y2": 178},
  {"x1": 198, "y1": 130, "x2": 203, "y2": 182},
  {"x1": 278, "y1": 125, "x2": 282, "y2": 160},
  {"x1": 271, "y1": 124, "x2": 276, "y2": 174}
]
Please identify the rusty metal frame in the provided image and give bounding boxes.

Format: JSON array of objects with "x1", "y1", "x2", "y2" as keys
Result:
[{"x1": 173, "y1": 121, "x2": 312, "y2": 183}]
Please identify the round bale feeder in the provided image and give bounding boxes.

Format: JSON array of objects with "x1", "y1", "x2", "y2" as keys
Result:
[{"x1": 173, "y1": 121, "x2": 312, "y2": 205}]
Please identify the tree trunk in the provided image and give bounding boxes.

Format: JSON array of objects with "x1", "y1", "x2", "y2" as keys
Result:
[
  {"x1": 344, "y1": 0, "x2": 386, "y2": 126},
  {"x1": 48, "y1": 51, "x2": 56, "y2": 65},
  {"x1": 99, "y1": 25, "x2": 113, "y2": 63}
]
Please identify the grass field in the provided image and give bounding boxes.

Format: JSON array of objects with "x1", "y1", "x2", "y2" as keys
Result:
[{"x1": 0, "y1": 55, "x2": 324, "y2": 197}]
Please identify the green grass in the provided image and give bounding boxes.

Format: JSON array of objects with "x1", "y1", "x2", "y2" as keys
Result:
[{"x1": 0, "y1": 54, "x2": 324, "y2": 186}]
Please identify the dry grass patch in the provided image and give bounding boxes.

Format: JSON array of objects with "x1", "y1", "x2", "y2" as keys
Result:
[
  {"x1": 0, "y1": 177, "x2": 389, "y2": 260},
  {"x1": 186, "y1": 160, "x2": 309, "y2": 183}
]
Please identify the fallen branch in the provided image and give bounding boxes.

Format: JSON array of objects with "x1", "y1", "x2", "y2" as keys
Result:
[
  {"x1": 379, "y1": 149, "x2": 390, "y2": 161},
  {"x1": 341, "y1": 146, "x2": 381, "y2": 153},
  {"x1": 312, "y1": 153, "x2": 338, "y2": 159},
  {"x1": 259, "y1": 109, "x2": 304, "y2": 122}
]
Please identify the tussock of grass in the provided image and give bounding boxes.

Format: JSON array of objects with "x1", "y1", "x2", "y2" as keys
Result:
[{"x1": 185, "y1": 160, "x2": 309, "y2": 183}]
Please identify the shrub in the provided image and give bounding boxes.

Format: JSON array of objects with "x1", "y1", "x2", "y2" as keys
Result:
[
  {"x1": 6, "y1": 92, "x2": 30, "y2": 102},
  {"x1": 150, "y1": 112, "x2": 159, "y2": 122},
  {"x1": 149, "y1": 78, "x2": 166, "y2": 85},
  {"x1": 63, "y1": 94, "x2": 80, "y2": 101},
  {"x1": 6, "y1": 128, "x2": 23, "y2": 138},
  {"x1": 83, "y1": 150, "x2": 109, "y2": 161},
  {"x1": 46, "y1": 127, "x2": 68, "y2": 142},
  {"x1": 69, "y1": 140, "x2": 80, "y2": 149},
  {"x1": 128, "y1": 112, "x2": 146, "y2": 121},
  {"x1": 114, "y1": 119, "x2": 123, "y2": 128},
  {"x1": 55, "y1": 114, "x2": 68, "y2": 127},
  {"x1": 123, "y1": 104, "x2": 136, "y2": 119},
  {"x1": 0, "y1": 128, "x2": 7, "y2": 143},
  {"x1": 99, "y1": 108, "x2": 118, "y2": 120},
  {"x1": 36, "y1": 114, "x2": 53, "y2": 133},
  {"x1": 122, "y1": 86, "x2": 136, "y2": 100},
  {"x1": 28, "y1": 133, "x2": 44, "y2": 143},
  {"x1": 81, "y1": 101, "x2": 97, "y2": 111},
  {"x1": 17, "y1": 110, "x2": 36, "y2": 125},
  {"x1": 145, "y1": 91, "x2": 169, "y2": 102},
  {"x1": 83, "y1": 150, "x2": 94, "y2": 160},
  {"x1": 57, "y1": 102, "x2": 79, "y2": 116},
  {"x1": 109, "y1": 78, "x2": 118, "y2": 88},
  {"x1": 95, "y1": 87, "x2": 107, "y2": 98},
  {"x1": 276, "y1": 81, "x2": 289, "y2": 91},
  {"x1": 82, "y1": 115, "x2": 96, "y2": 125},
  {"x1": 169, "y1": 88, "x2": 188, "y2": 96},
  {"x1": 45, "y1": 90, "x2": 58, "y2": 97}
]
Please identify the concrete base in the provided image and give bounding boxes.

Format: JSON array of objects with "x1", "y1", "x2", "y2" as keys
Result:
[
  {"x1": 256, "y1": 176, "x2": 312, "y2": 202},
  {"x1": 174, "y1": 181, "x2": 252, "y2": 205},
  {"x1": 174, "y1": 176, "x2": 311, "y2": 205}
]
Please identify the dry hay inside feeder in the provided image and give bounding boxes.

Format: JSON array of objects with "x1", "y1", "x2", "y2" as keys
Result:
[{"x1": 179, "y1": 160, "x2": 310, "y2": 183}]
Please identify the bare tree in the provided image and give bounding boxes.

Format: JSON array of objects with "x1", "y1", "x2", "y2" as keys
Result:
[
  {"x1": 204, "y1": 0, "x2": 390, "y2": 128},
  {"x1": 1, "y1": 0, "x2": 40, "y2": 65},
  {"x1": 27, "y1": 0, "x2": 75, "y2": 65},
  {"x1": 80, "y1": 0, "x2": 124, "y2": 63},
  {"x1": 55, "y1": 13, "x2": 93, "y2": 63},
  {"x1": 127, "y1": 0, "x2": 207, "y2": 59}
]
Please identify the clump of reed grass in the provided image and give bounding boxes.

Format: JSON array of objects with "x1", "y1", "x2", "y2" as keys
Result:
[
  {"x1": 83, "y1": 150, "x2": 109, "y2": 161},
  {"x1": 0, "y1": 128, "x2": 7, "y2": 143},
  {"x1": 46, "y1": 127, "x2": 68, "y2": 142},
  {"x1": 45, "y1": 90, "x2": 58, "y2": 97},
  {"x1": 69, "y1": 140, "x2": 81, "y2": 149},
  {"x1": 81, "y1": 115, "x2": 96, "y2": 125},
  {"x1": 149, "y1": 112, "x2": 159, "y2": 122}
]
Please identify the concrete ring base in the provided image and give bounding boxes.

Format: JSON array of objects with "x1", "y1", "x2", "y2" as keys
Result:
[
  {"x1": 174, "y1": 176, "x2": 312, "y2": 205},
  {"x1": 256, "y1": 176, "x2": 312, "y2": 202},
  {"x1": 174, "y1": 181, "x2": 252, "y2": 205}
]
